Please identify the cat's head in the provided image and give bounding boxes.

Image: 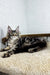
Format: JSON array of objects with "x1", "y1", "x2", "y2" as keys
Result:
[
  {"x1": 8, "y1": 25, "x2": 19, "y2": 35},
  {"x1": 7, "y1": 26, "x2": 20, "y2": 39}
]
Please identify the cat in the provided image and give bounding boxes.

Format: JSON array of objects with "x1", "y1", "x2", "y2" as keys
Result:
[{"x1": 0, "y1": 26, "x2": 47, "y2": 58}]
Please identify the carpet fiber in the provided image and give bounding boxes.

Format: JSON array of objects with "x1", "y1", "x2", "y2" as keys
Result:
[{"x1": 0, "y1": 42, "x2": 50, "y2": 75}]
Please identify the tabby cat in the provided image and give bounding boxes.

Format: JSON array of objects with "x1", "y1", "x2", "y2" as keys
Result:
[{"x1": 0, "y1": 26, "x2": 47, "y2": 58}]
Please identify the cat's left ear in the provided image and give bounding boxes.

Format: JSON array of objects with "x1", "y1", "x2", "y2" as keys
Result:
[
  {"x1": 16, "y1": 26, "x2": 19, "y2": 34},
  {"x1": 8, "y1": 26, "x2": 12, "y2": 33}
]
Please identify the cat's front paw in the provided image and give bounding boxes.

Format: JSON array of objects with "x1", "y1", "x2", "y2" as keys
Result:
[
  {"x1": 2, "y1": 50, "x2": 14, "y2": 58},
  {"x1": 0, "y1": 49, "x2": 5, "y2": 52},
  {"x1": 2, "y1": 52, "x2": 11, "y2": 58}
]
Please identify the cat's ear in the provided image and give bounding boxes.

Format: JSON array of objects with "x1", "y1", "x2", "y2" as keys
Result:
[
  {"x1": 16, "y1": 26, "x2": 19, "y2": 34},
  {"x1": 8, "y1": 26, "x2": 12, "y2": 33}
]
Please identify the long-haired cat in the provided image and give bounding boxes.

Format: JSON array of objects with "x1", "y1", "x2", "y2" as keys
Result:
[{"x1": 0, "y1": 26, "x2": 47, "y2": 58}]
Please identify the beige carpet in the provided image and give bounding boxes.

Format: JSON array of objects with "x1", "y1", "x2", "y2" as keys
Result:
[{"x1": 0, "y1": 42, "x2": 50, "y2": 75}]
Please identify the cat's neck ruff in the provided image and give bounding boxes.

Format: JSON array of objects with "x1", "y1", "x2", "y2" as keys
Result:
[{"x1": 8, "y1": 36, "x2": 19, "y2": 48}]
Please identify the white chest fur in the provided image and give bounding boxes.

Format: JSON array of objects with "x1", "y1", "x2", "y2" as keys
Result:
[{"x1": 8, "y1": 36, "x2": 19, "y2": 48}]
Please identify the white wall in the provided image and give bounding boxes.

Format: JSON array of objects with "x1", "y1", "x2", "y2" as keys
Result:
[
  {"x1": 0, "y1": 0, "x2": 27, "y2": 37},
  {"x1": 0, "y1": 0, "x2": 50, "y2": 48},
  {"x1": 0, "y1": 0, "x2": 50, "y2": 36},
  {"x1": 27, "y1": 0, "x2": 50, "y2": 34},
  {"x1": 0, "y1": 29, "x2": 1, "y2": 49},
  {"x1": 0, "y1": 0, "x2": 28, "y2": 49}
]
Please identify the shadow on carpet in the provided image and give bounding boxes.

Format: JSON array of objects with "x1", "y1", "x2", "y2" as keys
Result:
[{"x1": 0, "y1": 72, "x2": 9, "y2": 75}]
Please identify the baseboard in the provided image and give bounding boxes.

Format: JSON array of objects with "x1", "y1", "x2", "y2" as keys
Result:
[{"x1": 21, "y1": 33, "x2": 50, "y2": 37}]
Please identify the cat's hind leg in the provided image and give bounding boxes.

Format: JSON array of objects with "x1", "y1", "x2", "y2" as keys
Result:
[{"x1": 28, "y1": 46, "x2": 41, "y2": 53}]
